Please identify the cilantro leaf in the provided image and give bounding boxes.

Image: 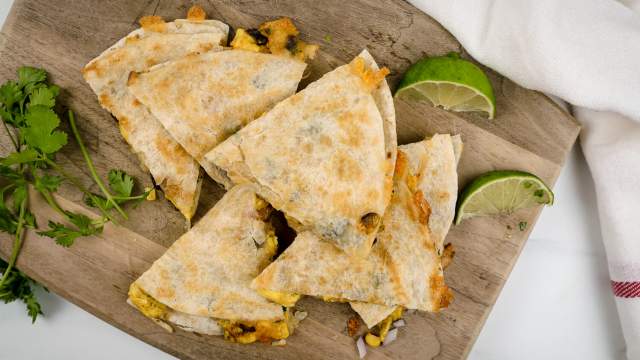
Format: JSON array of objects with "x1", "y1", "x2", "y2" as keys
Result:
[
  {"x1": 18, "y1": 67, "x2": 47, "y2": 92},
  {"x1": 23, "y1": 210, "x2": 37, "y2": 228},
  {"x1": 0, "y1": 165, "x2": 23, "y2": 180},
  {"x1": 0, "y1": 81, "x2": 22, "y2": 110},
  {"x1": 38, "y1": 221, "x2": 82, "y2": 247},
  {"x1": 38, "y1": 212, "x2": 103, "y2": 247},
  {"x1": 0, "y1": 207, "x2": 17, "y2": 234},
  {"x1": 108, "y1": 170, "x2": 134, "y2": 198},
  {"x1": 0, "y1": 259, "x2": 43, "y2": 323},
  {"x1": 84, "y1": 193, "x2": 112, "y2": 210},
  {"x1": 66, "y1": 212, "x2": 98, "y2": 235},
  {"x1": 34, "y1": 174, "x2": 62, "y2": 193},
  {"x1": 28, "y1": 86, "x2": 57, "y2": 109},
  {"x1": 0, "y1": 149, "x2": 39, "y2": 166},
  {"x1": 22, "y1": 105, "x2": 67, "y2": 154},
  {"x1": 24, "y1": 292, "x2": 42, "y2": 323},
  {"x1": 11, "y1": 185, "x2": 27, "y2": 213}
]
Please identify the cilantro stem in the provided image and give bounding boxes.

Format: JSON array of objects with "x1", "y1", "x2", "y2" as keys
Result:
[
  {"x1": 0, "y1": 189, "x2": 28, "y2": 289},
  {"x1": 1, "y1": 119, "x2": 19, "y2": 151},
  {"x1": 87, "y1": 194, "x2": 118, "y2": 224},
  {"x1": 38, "y1": 187, "x2": 66, "y2": 217},
  {"x1": 111, "y1": 194, "x2": 146, "y2": 201},
  {"x1": 67, "y1": 110, "x2": 127, "y2": 220},
  {"x1": 42, "y1": 158, "x2": 90, "y2": 194}
]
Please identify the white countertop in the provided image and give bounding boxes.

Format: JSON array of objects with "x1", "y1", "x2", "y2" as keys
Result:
[{"x1": 0, "y1": 2, "x2": 627, "y2": 359}]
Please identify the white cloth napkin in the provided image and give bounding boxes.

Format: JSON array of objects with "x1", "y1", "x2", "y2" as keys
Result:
[{"x1": 407, "y1": 0, "x2": 640, "y2": 358}]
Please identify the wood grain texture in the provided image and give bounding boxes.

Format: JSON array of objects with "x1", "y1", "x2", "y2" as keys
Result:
[{"x1": 0, "y1": 0, "x2": 580, "y2": 359}]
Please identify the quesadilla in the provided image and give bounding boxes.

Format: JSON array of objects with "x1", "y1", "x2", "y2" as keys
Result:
[
  {"x1": 350, "y1": 134, "x2": 463, "y2": 329},
  {"x1": 204, "y1": 50, "x2": 397, "y2": 255},
  {"x1": 251, "y1": 135, "x2": 461, "y2": 321},
  {"x1": 129, "y1": 184, "x2": 300, "y2": 343},
  {"x1": 82, "y1": 6, "x2": 228, "y2": 219},
  {"x1": 126, "y1": 18, "x2": 316, "y2": 186}
]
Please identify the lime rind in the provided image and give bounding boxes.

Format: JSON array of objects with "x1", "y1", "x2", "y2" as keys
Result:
[{"x1": 454, "y1": 170, "x2": 553, "y2": 225}]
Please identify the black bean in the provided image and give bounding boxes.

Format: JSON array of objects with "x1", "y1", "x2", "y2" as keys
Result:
[
  {"x1": 286, "y1": 35, "x2": 298, "y2": 52},
  {"x1": 246, "y1": 28, "x2": 268, "y2": 45}
]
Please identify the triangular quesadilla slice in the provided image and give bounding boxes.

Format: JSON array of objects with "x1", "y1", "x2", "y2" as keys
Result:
[
  {"x1": 350, "y1": 134, "x2": 463, "y2": 329},
  {"x1": 204, "y1": 50, "x2": 397, "y2": 255},
  {"x1": 82, "y1": 6, "x2": 228, "y2": 219},
  {"x1": 126, "y1": 17, "x2": 317, "y2": 186},
  {"x1": 252, "y1": 135, "x2": 460, "y2": 317},
  {"x1": 127, "y1": 50, "x2": 307, "y2": 163},
  {"x1": 129, "y1": 184, "x2": 299, "y2": 343}
]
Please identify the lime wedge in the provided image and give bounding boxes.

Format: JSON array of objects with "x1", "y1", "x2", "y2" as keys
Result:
[
  {"x1": 395, "y1": 53, "x2": 496, "y2": 119},
  {"x1": 454, "y1": 170, "x2": 553, "y2": 225}
]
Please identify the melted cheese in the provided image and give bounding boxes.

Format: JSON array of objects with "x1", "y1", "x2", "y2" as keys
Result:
[
  {"x1": 230, "y1": 17, "x2": 318, "y2": 61},
  {"x1": 230, "y1": 29, "x2": 263, "y2": 53},
  {"x1": 258, "y1": 289, "x2": 301, "y2": 307},
  {"x1": 218, "y1": 311, "x2": 292, "y2": 344},
  {"x1": 365, "y1": 306, "x2": 404, "y2": 347},
  {"x1": 349, "y1": 57, "x2": 390, "y2": 91},
  {"x1": 128, "y1": 283, "x2": 168, "y2": 319}
]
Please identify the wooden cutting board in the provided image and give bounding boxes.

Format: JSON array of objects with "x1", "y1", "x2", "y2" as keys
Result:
[{"x1": 0, "y1": 0, "x2": 580, "y2": 359}]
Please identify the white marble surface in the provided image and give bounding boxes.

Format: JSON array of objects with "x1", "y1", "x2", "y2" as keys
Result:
[{"x1": 0, "y1": 2, "x2": 626, "y2": 359}]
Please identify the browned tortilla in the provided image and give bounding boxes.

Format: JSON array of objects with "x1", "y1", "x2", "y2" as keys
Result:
[
  {"x1": 252, "y1": 135, "x2": 461, "y2": 317},
  {"x1": 82, "y1": 8, "x2": 228, "y2": 219},
  {"x1": 203, "y1": 50, "x2": 396, "y2": 256}
]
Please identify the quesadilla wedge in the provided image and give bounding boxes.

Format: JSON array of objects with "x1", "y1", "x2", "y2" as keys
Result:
[
  {"x1": 126, "y1": 17, "x2": 316, "y2": 185},
  {"x1": 252, "y1": 135, "x2": 461, "y2": 319},
  {"x1": 204, "y1": 50, "x2": 397, "y2": 256},
  {"x1": 82, "y1": 6, "x2": 228, "y2": 219},
  {"x1": 350, "y1": 134, "x2": 463, "y2": 329},
  {"x1": 129, "y1": 184, "x2": 300, "y2": 343}
]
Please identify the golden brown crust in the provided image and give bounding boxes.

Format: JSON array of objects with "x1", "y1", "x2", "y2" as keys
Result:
[
  {"x1": 429, "y1": 273, "x2": 453, "y2": 311},
  {"x1": 412, "y1": 190, "x2": 431, "y2": 225},
  {"x1": 347, "y1": 316, "x2": 360, "y2": 337},
  {"x1": 349, "y1": 57, "x2": 390, "y2": 91},
  {"x1": 139, "y1": 15, "x2": 167, "y2": 33},
  {"x1": 441, "y1": 243, "x2": 455, "y2": 269},
  {"x1": 186, "y1": 5, "x2": 207, "y2": 21}
]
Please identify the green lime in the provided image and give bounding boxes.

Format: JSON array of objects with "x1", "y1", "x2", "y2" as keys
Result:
[
  {"x1": 395, "y1": 52, "x2": 496, "y2": 119},
  {"x1": 454, "y1": 170, "x2": 553, "y2": 225}
]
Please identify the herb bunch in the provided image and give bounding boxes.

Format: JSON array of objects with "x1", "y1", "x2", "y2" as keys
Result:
[{"x1": 0, "y1": 67, "x2": 149, "y2": 322}]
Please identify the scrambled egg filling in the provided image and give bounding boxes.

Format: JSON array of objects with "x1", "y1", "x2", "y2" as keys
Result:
[
  {"x1": 231, "y1": 17, "x2": 318, "y2": 61},
  {"x1": 322, "y1": 295, "x2": 349, "y2": 302},
  {"x1": 218, "y1": 311, "x2": 293, "y2": 344},
  {"x1": 349, "y1": 57, "x2": 390, "y2": 91},
  {"x1": 364, "y1": 306, "x2": 404, "y2": 347},
  {"x1": 129, "y1": 283, "x2": 168, "y2": 320},
  {"x1": 258, "y1": 289, "x2": 301, "y2": 307}
]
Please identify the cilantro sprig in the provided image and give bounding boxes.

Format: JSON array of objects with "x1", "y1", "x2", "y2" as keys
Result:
[{"x1": 0, "y1": 67, "x2": 149, "y2": 322}]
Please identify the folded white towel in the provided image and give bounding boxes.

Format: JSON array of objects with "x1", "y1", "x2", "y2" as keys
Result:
[{"x1": 407, "y1": 0, "x2": 640, "y2": 358}]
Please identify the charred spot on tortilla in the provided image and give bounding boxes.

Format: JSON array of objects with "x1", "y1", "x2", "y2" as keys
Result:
[{"x1": 359, "y1": 213, "x2": 381, "y2": 234}]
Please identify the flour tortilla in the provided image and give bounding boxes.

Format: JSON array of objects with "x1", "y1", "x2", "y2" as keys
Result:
[
  {"x1": 132, "y1": 184, "x2": 285, "y2": 331},
  {"x1": 82, "y1": 11, "x2": 228, "y2": 219},
  {"x1": 350, "y1": 134, "x2": 462, "y2": 328},
  {"x1": 126, "y1": 49, "x2": 307, "y2": 180},
  {"x1": 204, "y1": 50, "x2": 396, "y2": 255},
  {"x1": 253, "y1": 135, "x2": 460, "y2": 316}
]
